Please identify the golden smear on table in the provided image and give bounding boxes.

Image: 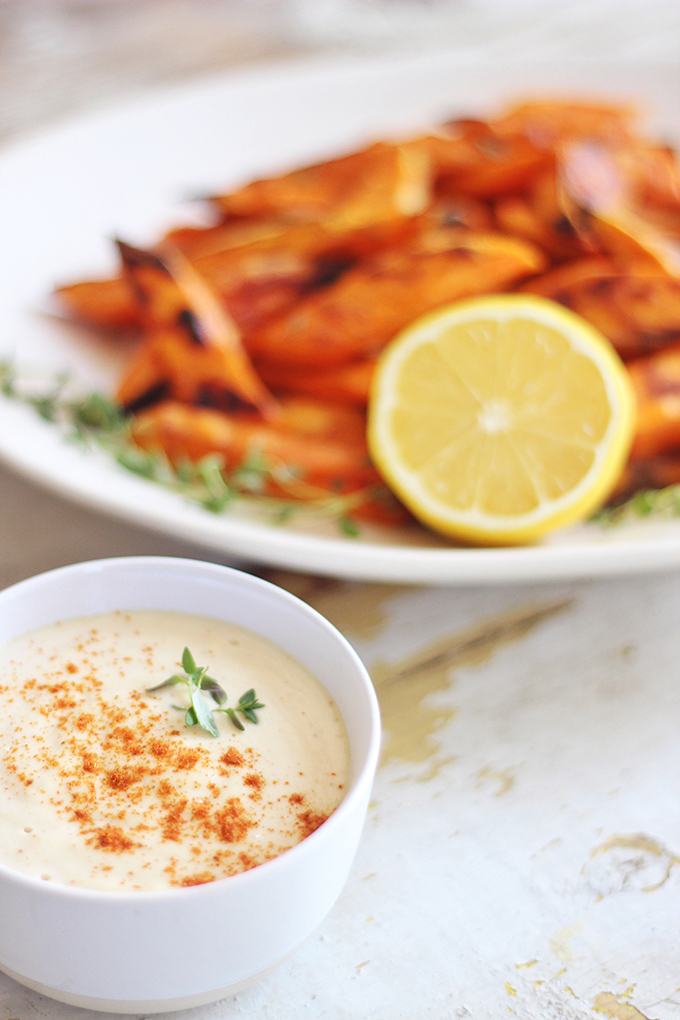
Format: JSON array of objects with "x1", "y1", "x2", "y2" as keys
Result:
[
  {"x1": 371, "y1": 599, "x2": 572, "y2": 769},
  {"x1": 476, "y1": 766, "x2": 515, "y2": 797},
  {"x1": 594, "y1": 992, "x2": 658, "y2": 1020},
  {"x1": 370, "y1": 652, "x2": 457, "y2": 773},
  {"x1": 263, "y1": 571, "x2": 407, "y2": 640},
  {"x1": 266, "y1": 570, "x2": 572, "y2": 774}
]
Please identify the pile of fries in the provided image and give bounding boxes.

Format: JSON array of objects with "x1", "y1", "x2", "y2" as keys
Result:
[{"x1": 56, "y1": 98, "x2": 680, "y2": 533}]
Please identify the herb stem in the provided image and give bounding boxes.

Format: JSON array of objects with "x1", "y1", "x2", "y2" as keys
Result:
[{"x1": 0, "y1": 359, "x2": 368, "y2": 536}]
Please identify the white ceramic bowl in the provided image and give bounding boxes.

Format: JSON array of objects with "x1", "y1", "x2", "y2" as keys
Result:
[{"x1": 0, "y1": 557, "x2": 380, "y2": 1013}]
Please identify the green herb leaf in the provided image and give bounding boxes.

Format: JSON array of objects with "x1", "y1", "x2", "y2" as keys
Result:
[
  {"x1": 146, "y1": 674, "x2": 189, "y2": 692},
  {"x1": 181, "y1": 647, "x2": 197, "y2": 674},
  {"x1": 200, "y1": 676, "x2": 228, "y2": 705},
  {"x1": 115, "y1": 446, "x2": 162, "y2": 478},
  {"x1": 190, "y1": 685, "x2": 219, "y2": 737},
  {"x1": 225, "y1": 707, "x2": 245, "y2": 731},
  {"x1": 275, "y1": 503, "x2": 296, "y2": 524},
  {"x1": 74, "y1": 393, "x2": 125, "y2": 432},
  {"x1": 215, "y1": 687, "x2": 264, "y2": 728},
  {"x1": 238, "y1": 689, "x2": 265, "y2": 723},
  {"x1": 31, "y1": 396, "x2": 59, "y2": 422},
  {"x1": 0, "y1": 360, "x2": 16, "y2": 397},
  {"x1": 592, "y1": 483, "x2": 680, "y2": 527},
  {"x1": 338, "y1": 516, "x2": 360, "y2": 538}
]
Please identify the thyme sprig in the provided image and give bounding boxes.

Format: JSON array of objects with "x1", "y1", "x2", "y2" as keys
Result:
[
  {"x1": 592, "y1": 484, "x2": 680, "y2": 526},
  {"x1": 214, "y1": 689, "x2": 265, "y2": 732},
  {"x1": 0, "y1": 359, "x2": 367, "y2": 533},
  {"x1": 146, "y1": 647, "x2": 264, "y2": 737}
]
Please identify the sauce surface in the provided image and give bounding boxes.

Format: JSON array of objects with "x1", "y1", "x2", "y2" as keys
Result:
[{"x1": 0, "y1": 610, "x2": 349, "y2": 891}]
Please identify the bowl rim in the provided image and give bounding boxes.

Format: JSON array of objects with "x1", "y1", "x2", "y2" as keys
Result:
[{"x1": 0, "y1": 555, "x2": 381, "y2": 902}]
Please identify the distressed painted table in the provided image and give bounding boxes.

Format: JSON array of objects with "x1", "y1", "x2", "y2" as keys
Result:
[{"x1": 1, "y1": 3, "x2": 680, "y2": 1018}]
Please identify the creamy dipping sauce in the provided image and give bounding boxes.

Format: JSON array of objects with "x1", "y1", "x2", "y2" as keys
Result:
[{"x1": 0, "y1": 610, "x2": 349, "y2": 891}]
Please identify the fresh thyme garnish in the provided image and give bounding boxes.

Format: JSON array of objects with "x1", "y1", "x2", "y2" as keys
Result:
[
  {"x1": 146, "y1": 646, "x2": 264, "y2": 736},
  {"x1": 213, "y1": 689, "x2": 265, "y2": 731},
  {"x1": 338, "y1": 515, "x2": 361, "y2": 537},
  {"x1": 0, "y1": 359, "x2": 369, "y2": 534},
  {"x1": 147, "y1": 646, "x2": 225, "y2": 737},
  {"x1": 591, "y1": 484, "x2": 680, "y2": 526}
]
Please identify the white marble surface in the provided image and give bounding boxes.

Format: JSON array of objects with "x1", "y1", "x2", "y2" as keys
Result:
[{"x1": 1, "y1": 3, "x2": 680, "y2": 1018}]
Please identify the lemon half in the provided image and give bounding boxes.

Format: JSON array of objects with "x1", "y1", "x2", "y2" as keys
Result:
[{"x1": 367, "y1": 294, "x2": 635, "y2": 545}]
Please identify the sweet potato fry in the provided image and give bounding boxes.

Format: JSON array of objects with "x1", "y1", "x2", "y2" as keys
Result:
[
  {"x1": 116, "y1": 242, "x2": 276, "y2": 416},
  {"x1": 116, "y1": 242, "x2": 185, "y2": 325},
  {"x1": 623, "y1": 142, "x2": 680, "y2": 210},
  {"x1": 558, "y1": 137, "x2": 680, "y2": 215},
  {"x1": 116, "y1": 327, "x2": 259, "y2": 413},
  {"x1": 610, "y1": 450, "x2": 680, "y2": 503},
  {"x1": 519, "y1": 167, "x2": 587, "y2": 260},
  {"x1": 163, "y1": 218, "x2": 290, "y2": 260},
  {"x1": 245, "y1": 230, "x2": 546, "y2": 368},
  {"x1": 211, "y1": 142, "x2": 431, "y2": 227},
  {"x1": 627, "y1": 345, "x2": 680, "y2": 459},
  {"x1": 260, "y1": 396, "x2": 367, "y2": 444},
  {"x1": 520, "y1": 255, "x2": 618, "y2": 295},
  {"x1": 131, "y1": 398, "x2": 411, "y2": 524},
  {"x1": 124, "y1": 224, "x2": 340, "y2": 337},
  {"x1": 115, "y1": 338, "x2": 168, "y2": 412},
  {"x1": 55, "y1": 276, "x2": 141, "y2": 330},
  {"x1": 172, "y1": 249, "x2": 278, "y2": 414},
  {"x1": 491, "y1": 100, "x2": 637, "y2": 147},
  {"x1": 188, "y1": 219, "x2": 418, "y2": 335},
  {"x1": 557, "y1": 141, "x2": 680, "y2": 275},
  {"x1": 131, "y1": 400, "x2": 377, "y2": 493},
  {"x1": 426, "y1": 119, "x2": 551, "y2": 199},
  {"x1": 523, "y1": 258, "x2": 680, "y2": 358},
  {"x1": 521, "y1": 256, "x2": 639, "y2": 354},
  {"x1": 494, "y1": 193, "x2": 581, "y2": 262},
  {"x1": 257, "y1": 359, "x2": 376, "y2": 406},
  {"x1": 604, "y1": 273, "x2": 680, "y2": 340},
  {"x1": 431, "y1": 196, "x2": 494, "y2": 231},
  {"x1": 584, "y1": 211, "x2": 680, "y2": 276}
]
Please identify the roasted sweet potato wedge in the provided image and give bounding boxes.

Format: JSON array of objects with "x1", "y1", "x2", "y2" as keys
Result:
[
  {"x1": 55, "y1": 276, "x2": 142, "y2": 331},
  {"x1": 260, "y1": 395, "x2": 367, "y2": 444},
  {"x1": 610, "y1": 450, "x2": 680, "y2": 503},
  {"x1": 188, "y1": 219, "x2": 419, "y2": 335},
  {"x1": 556, "y1": 140, "x2": 680, "y2": 276},
  {"x1": 627, "y1": 345, "x2": 680, "y2": 458},
  {"x1": 116, "y1": 242, "x2": 275, "y2": 416},
  {"x1": 257, "y1": 359, "x2": 376, "y2": 406},
  {"x1": 425, "y1": 119, "x2": 551, "y2": 199},
  {"x1": 131, "y1": 400, "x2": 376, "y2": 493},
  {"x1": 116, "y1": 326, "x2": 259, "y2": 413},
  {"x1": 523, "y1": 258, "x2": 680, "y2": 358},
  {"x1": 245, "y1": 230, "x2": 546, "y2": 368},
  {"x1": 491, "y1": 100, "x2": 637, "y2": 147},
  {"x1": 211, "y1": 142, "x2": 431, "y2": 227},
  {"x1": 494, "y1": 193, "x2": 582, "y2": 262}
]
